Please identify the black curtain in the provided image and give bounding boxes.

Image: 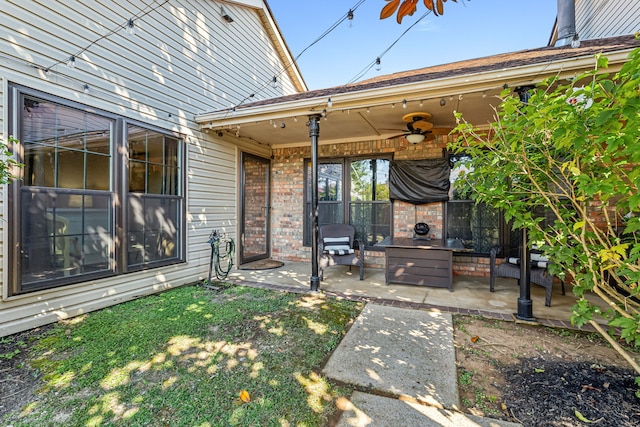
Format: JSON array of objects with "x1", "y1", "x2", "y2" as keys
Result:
[{"x1": 389, "y1": 158, "x2": 450, "y2": 204}]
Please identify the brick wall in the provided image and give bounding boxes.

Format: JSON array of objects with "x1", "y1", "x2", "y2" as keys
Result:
[{"x1": 269, "y1": 134, "x2": 491, "y2": 276}]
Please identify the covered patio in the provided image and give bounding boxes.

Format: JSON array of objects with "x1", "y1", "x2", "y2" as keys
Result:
[
  {"x1": 199, "y1": 35, "x2": 640, "y2": 323},
  {"x1": 226, "y1": 262, "x2": 604, "y2": 329}
]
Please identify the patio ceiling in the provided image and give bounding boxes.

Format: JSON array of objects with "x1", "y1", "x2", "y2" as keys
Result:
[{"x1": 196, "y1": 35, "x2": 640, "y2": 148}]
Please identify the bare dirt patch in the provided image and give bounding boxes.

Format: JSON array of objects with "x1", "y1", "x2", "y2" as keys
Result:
[{"x1": 454, "y1": 315, "x2": 640, "y2": 427}]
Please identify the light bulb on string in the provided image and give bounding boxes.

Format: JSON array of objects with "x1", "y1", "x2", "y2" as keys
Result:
[
  {"x1": 327, "y1": 97, "x2": 332, "y2": 108},
  {"x1": 375, "y1": 57, "x2": 381, "y2": 71},
  {"x1": 347, "y1": 9, "x2": 354, "y2": 28},
  {"x1": 83, "y1": 84, "x2": 90, "y2": 94},
  {"x1": 67, "y1": 55, "x2": 76, "y2": 68},
  {"x1": 126, "y1": 19, "x2": 135, "y2": 35},
  {"x1": 402, "y1": 99, "x2": 407, "y2": 109},
  {"x1": 271, "y1": 76, "x2": 277, "y2": 88}
]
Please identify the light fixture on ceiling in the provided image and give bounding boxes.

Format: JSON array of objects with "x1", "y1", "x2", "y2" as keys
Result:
[
  {"x1": 406, "y1": 133, "x2": 425, "y2": 144},
  {"x1": 221, "y1": 6, "x2": 234, "y2": 23}
]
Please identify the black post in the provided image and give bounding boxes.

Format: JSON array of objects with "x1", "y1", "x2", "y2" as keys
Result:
[
  {"x1": 514, "y1": 85, "x2": 536, "y2": 321},
  {"x1": 308, "y1": 114, "x2": 321, "y2": 291},
  {"x1": 515, "y1": 228, "x2": 536, "y2": 321}
]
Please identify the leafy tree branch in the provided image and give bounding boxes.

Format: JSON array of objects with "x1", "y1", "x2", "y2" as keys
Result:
[{"x1": 449, "y1": 40, "x2": 640, "y2": 371}]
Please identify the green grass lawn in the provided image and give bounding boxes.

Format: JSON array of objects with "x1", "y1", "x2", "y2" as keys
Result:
[{"x1": 5, "y1": 284, "x2": 363, "y2": 426}]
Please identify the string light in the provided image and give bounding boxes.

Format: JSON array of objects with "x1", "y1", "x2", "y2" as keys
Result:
[
  {"x1": 83, "y1": 84, "x2": 90, "y2": 94},
  {"x1": 67, "y1": 55, "x2": 76, "y2": 68},
  {"x1": 347, "y1": 9, "x2": 354, "y2": 28},
  {"x1": 42, "y1": 0, "x2": 169, "y2": 73},
  {"x1": 440, "y1": 97, "x2": 446, "y2": 106},
  {"x1": 375, "y1": 57, "x2": 381, "y2": 71},
  {"x1": 327, "y1": 97, "x2": 332, "y2": 108},
  {"x1": 271, "y1": 76, "x2": 277, "y2": 88},
  {"x1": 402, "y1": 99, "x2": 407, "y2": 109},
  {"x1": 219, "y1": 0, "x2": 368, "y2": 117},
  {"x1": 126, "y1": 19, "x2": 135, "y2": 35}
]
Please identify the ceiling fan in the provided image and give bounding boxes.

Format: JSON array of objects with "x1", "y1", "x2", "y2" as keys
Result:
[{"x1": 382, "y1": 112, "x2": 452, "y2": 144}]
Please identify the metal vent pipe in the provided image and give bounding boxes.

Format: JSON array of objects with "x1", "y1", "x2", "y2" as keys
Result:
[{"x1": 557, "y1": 0, "x2": 578, "y2": 45}]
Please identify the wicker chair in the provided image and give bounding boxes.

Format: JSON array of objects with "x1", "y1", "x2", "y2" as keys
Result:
[
  {"x1": 318, "y1": 224, "x2": 364, "y2": 281},
  {"x1": 489, "y1": 245, "x2": 564, "y2": 307}
]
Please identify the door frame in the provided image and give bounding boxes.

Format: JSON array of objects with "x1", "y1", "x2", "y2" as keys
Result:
[{"x1": 239, "y1": 152, "x2": 271, "y2": 264}]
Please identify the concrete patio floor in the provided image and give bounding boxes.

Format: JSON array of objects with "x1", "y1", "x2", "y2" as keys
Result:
[{"x1": 228, "y1": 260, "x2": 603, "y2": 330}]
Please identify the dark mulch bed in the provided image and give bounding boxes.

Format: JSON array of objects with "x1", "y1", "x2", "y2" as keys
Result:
[{"x1": 502, "y1": 359, "x2": 640, "y2": 426}]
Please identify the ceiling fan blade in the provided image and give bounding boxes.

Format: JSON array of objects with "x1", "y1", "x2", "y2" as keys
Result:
[{"x1": 387, "y1": 133, "x2": 408, "y2": 139}]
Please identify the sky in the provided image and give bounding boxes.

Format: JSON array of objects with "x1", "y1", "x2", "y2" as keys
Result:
[{"x1": 266, "y1": 0, "x2": 559, "y2": 90}]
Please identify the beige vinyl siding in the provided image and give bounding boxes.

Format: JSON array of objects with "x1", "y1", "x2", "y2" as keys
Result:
[
  {"x1": 1, "y1": 0, "x2": 297, "y2": 113},
  {"x1": 0, "y1": 0, "x2": 298, "y2": 336},
  {"x1": 576, "y1": 0, "x2": 640, "y2": 40}
]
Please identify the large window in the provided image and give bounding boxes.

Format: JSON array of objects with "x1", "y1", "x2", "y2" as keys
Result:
[
  {"x1": 8, "y1": 85, "x2": 184, "y2": 295},
  {"x1": 304, "y1": 157, "x2": 391, "y2": 248},
  {"x1": 446, "y1": 154, "x2": 506, "y2": 254}
]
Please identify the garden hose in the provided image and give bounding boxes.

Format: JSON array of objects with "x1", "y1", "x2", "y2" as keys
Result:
[{"x1": 207, "y1": 229, "x2": 235, "y2": 283}]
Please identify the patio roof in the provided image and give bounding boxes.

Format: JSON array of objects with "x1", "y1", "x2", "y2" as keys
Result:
[{"x1": 196, "y1": 34, "x2": 640, "y2": 147}]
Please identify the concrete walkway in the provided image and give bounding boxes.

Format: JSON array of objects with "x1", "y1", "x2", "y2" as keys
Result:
[{"x1": 323, "y1": 304, "x2": 522, "y2": 427}]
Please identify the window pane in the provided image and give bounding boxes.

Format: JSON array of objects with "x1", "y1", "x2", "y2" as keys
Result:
[
  {"x1": 86, "y1": 153, "x2": 111, "y2": 191},
  {"x1": 350, "y1": 159, "x2": 389, "y2": 201},
  {"x1": 350, "y1": 202, "x2": 391, "y2": 246},
  {"x1": 20, "y1": 189, "x2": 113, "y2": 288},
  {"x1": 57, "y1": 148, "x2": 85, "y2": 188},
  {"x1": 127, "y1": 195, "x2": 179, "y2": 267},
  {"x1": 22, "y1": 96, "x2": 111, "y2": 191},
  {"x1": 128, "y1": 127, "x2": 179, "y2": 195},
  {"x1": 23, "y1": 144, "x2": 55, "y2": 186},
  {"x1": 319, "y1": 163, "x2": 342, "y2": 201},
  {"x1": 446, "y1": 200, "x2": 501, "y2": 253}
]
